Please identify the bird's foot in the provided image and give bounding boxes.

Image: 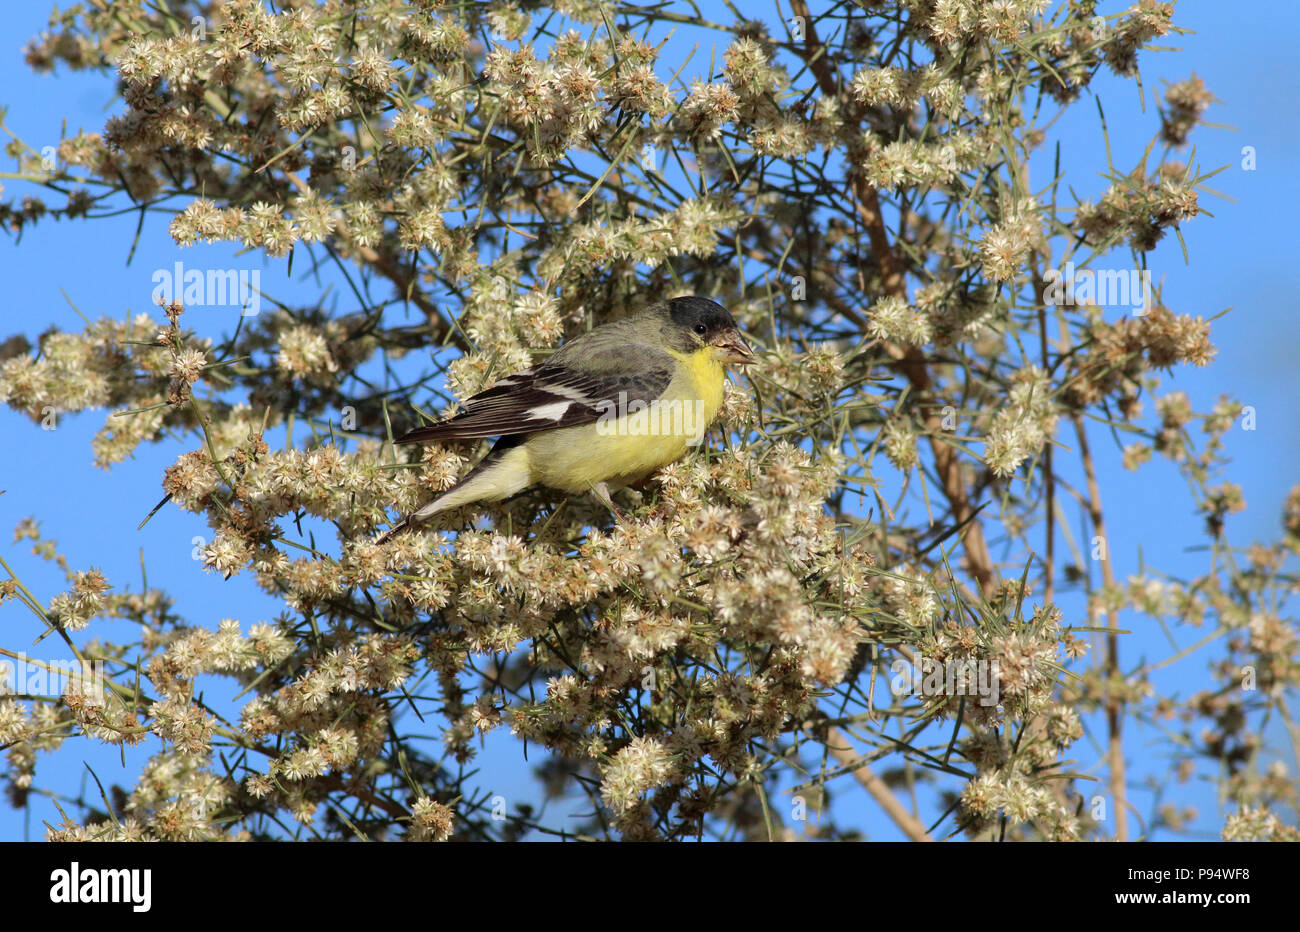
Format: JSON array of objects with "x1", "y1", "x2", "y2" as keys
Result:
[{"x1": 591, "y1": 482, "x2": 628, "y2": 523}]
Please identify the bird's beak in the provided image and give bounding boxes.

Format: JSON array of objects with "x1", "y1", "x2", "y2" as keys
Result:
[{"x1": 711, "y1": 329, "x2": 756, "y2": 366}]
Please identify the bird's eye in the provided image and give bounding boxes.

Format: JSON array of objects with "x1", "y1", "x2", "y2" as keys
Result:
[{"x1": 693, "y1": 324, "x2": 708, "y2": 335}]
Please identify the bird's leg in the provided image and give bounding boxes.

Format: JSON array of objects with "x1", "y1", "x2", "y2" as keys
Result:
[{"x1": 590, "y1": 481, "x2": 627, "y2": 523}]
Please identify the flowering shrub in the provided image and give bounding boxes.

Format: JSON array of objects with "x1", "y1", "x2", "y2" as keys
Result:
[{"x1": 0, "y1": 0, "x2": 1291, "y2": 841}]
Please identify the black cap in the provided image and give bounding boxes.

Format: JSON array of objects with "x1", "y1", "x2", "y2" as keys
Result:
[{"x1": 667, "y1": 296, "x2": 736, "y2": 339}]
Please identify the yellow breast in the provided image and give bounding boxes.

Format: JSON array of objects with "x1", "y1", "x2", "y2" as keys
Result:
[
  {"x1": 525, "y1": 347, "x2": 727, "y2": 493},
  {"x1": 667, "y1": 346, "x2": 726, "y2": 420}
]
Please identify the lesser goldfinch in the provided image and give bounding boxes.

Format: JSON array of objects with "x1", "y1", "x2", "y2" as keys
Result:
[{"x1": 376, "y1": 296, "x2": 754, "y2": 542}]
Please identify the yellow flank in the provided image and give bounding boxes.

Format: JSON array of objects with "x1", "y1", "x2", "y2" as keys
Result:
[
  {"x1": 526, "y1": 345, "x2": 727, "y2": 493},
  {"x1": 433, "y1": 443, "x2": 534, "y2": 509}
]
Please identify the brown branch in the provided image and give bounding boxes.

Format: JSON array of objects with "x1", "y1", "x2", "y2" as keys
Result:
[
  {"x1": 1072, "y1": 414, "x2": 1129, "y2": 841},
  {"x1": 316, "y1": 773, "x2": 411, "y2": 822},
  {"x1": 1034, "y1": 262, "x2": 1056, "y2": 605},
  {"x1": 825, "y1": 727, "x2": 935, "y2": 842},
  {"x1": 789, "y1": 0, "x2": 996, "y2": 597}
]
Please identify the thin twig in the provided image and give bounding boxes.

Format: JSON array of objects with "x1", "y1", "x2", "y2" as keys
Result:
[{"x1": 1073, "y1": 413, "x2": 1128, "y2": 841}]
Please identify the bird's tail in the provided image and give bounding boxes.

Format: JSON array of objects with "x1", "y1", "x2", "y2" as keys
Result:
[
  {"x1": 373, "y1": 514, "x2": 415, "y2": 545},
  {"x1": 374, "y1": 437, "x2": 530, "y2": 543},
  {"x1": 373, "y1": 480, "x2": 469, "y2": 544}
]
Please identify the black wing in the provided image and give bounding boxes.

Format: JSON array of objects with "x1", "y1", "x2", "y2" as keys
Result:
[{"x1": 395, "y1": 346, "x2": 674, "y2": 444}]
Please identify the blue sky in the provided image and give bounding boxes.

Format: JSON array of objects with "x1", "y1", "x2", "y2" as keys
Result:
[{"x1": 0, "y1": 0, "x2": 1296, "y2": 840}]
